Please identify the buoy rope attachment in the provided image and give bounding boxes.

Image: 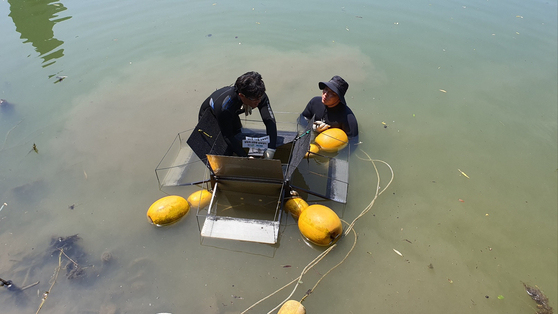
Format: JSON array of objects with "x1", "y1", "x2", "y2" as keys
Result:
[{"x1": 242, "y1": 149, "x2": 394, "y2": 313}]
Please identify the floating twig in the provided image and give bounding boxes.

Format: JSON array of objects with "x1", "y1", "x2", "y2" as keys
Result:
[
  {"x1": 36, "y1": 250, "x2": 63, "y2": 314},
  {"x1": 458, "y1": 169, "x2": 470, "y2": 178},
  {"x1": 54, "y1": 76, "x2": 67, "y2": 83},
  {"x1": 21, "y1": 281, "x2": 40, "y2": 291},
  {"x1": 59, "y1": 248, "x2": 79, "y2": 266}
]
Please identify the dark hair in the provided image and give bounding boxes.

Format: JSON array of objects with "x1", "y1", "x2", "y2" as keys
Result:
[{"x1": 234, "y1": 71, "x2": 266, "y2": 99}]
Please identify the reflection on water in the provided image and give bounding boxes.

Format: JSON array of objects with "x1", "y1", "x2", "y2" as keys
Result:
[{"x1": 7, "y1": 0, "x2": 70, "y2": 68}]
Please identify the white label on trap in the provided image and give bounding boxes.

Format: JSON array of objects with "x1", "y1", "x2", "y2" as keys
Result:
[{"x1": 243, "y1": 136, "x2": 269, "y2": 156}]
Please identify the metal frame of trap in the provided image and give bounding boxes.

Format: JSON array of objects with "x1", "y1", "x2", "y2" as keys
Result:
[{"x1": 155, "y1": 112, "x2": 350, "y2": 245}]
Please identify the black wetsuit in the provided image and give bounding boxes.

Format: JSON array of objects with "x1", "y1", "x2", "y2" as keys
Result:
[
  {"x1": 198, "y1": 86, "x2": 277, "y2": 157},
  {"x1": 301, "y1": 96, "x2": 359, "y2": 138}
]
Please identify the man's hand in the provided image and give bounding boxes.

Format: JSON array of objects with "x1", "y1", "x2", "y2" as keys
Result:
[
  {"x1": 313, "y1": 121, "x2": 330, "y2": 133},
  {"x1": 263, "y1": 148, "x2": 276, "y2": 159}
]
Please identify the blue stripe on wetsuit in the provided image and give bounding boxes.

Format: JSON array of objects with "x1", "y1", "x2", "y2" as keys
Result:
[{"x1": 222, "y1": 96, "x2": 232, "y2": 111}]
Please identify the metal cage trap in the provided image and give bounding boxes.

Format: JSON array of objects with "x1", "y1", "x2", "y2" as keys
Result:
[{"x1": 155, "y1": 111, "x2": 350, "y2": 245}]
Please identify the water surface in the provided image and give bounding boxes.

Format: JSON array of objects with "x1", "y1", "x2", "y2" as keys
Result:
[{"x1": 0, "y1": 0, "x2": 556, "y2": 313}]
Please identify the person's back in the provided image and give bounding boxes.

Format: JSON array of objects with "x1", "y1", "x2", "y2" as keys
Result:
[{"x1": 197, "y1": 71, "x2": 277, "y2": 158}]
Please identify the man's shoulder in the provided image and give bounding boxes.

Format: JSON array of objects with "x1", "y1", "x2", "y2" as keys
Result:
[
  {"x1": 343, "y1": 103, "x2": 355, "y2": 114},
  {"x1": 307, "y1": 96, "x2": 323, "y2": 107},
  {"x1": 310, "y1": 96, "x2": 322, "y2": 102},
  {"x1": 211, "y1": 86, "x2": 235, "y2": 96}
]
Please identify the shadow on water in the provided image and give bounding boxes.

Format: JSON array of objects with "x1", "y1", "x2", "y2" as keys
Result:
[{"x1": 7, "y1": 0, "x2": 71, "y2": 68}]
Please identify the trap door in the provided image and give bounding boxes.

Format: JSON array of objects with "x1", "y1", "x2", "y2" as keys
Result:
[
  {"x1": 291, "y1": 152, "x2": 350, "y2": 204},
  {"x1": 200, "y1": 155, "x2": 286, "y2": 244},
  {"x1": 289, "y1": 115, "x2": 350, "y2": 203}
]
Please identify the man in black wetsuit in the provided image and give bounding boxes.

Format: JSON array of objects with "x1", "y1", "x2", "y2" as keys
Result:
[
  {"x1": 198, "y1": 71, "x2": 277, "y2": 159},
  {"x1": 300, "y1": 75, "x2": 358, "y2": 139}
]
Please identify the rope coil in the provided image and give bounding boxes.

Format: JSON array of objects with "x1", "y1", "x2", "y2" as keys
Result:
[{"x1": 242, "y1": 150, "x2": 394, "y2": 313}]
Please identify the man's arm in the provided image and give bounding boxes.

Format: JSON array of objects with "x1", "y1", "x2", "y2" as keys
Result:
[
  {"x1": 257, "y1": 95, "x2": 278, "y2": 149},
  {"x1": 345, "y1": 108, "x2": 359, "y2": 138},
  {"x1": 217, "y1": 111, "x2": 247, "y2": 157}
]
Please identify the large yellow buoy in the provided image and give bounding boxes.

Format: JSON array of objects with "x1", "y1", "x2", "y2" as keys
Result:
[
  {"x1": 298, "y1": 204, "x2": 343, "y2": 246},
  {"x1": 187, "y1": 189, "x2": 212, "y2": 209},
  {"x1": 284, "y1": 197, "x2": 309, "y2": 220},
  {"x1": 147, "y1": 195, "x2": 190, "y2": 227},
  {"x1": 314, "y1": 128, "x2": 348, "y2": 153},
  {"x1": 278, "y1": 300, "x2": 306, "y2": 314},
  {"x1": 304, "y1": 143, "x2": 320, "y2": 158}
]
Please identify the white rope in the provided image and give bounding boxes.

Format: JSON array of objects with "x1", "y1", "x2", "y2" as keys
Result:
[{"x1": 242, "y1": 149, "x2": 394, "y2": 313}]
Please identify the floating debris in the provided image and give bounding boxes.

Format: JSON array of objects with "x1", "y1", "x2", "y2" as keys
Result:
[
  {"x1": 393, "y1": 248, "x2": 403, "y2": 256},
  {"x1": 101, "y1": 251, "x2": 113, "y2": 264},
  {"x1": 458, "y1": 169, "x2": 470, "y2": 178},
  {"x1": 26, "y1": 143, "x2": 39, "y2": 155},
  {"x1": 49, "y1": 234, "x2": 81, "y2": 253},
  {"x1": 65, "y1": 261, "x2": 86, "y2": 280},
  {"x1": 54, "y1": 76, "x2": 67, "y2": 83},
  {"x1": 523, "y1": 282, "x2": 553, "y2": 314}
]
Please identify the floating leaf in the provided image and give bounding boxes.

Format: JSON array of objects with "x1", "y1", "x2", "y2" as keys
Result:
[{"x1": 497, "y1": 295, "x2": 504, "y2": 300}]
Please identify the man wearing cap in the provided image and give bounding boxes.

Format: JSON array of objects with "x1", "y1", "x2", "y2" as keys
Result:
[
  {"x1": 300, "y1": 75, "x2": 359, "y2": 138},
  {"x1": 198, "y1": 71, "x2": 278, "y2": 159}
]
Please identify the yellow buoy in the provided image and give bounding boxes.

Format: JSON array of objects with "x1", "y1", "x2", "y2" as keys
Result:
[
  {"x1": 284, "y1": 197, "x2": 309, "y2": 220},
  {"x1": 147, "y1": 195, "x2": 190, "y2": 227},
  {"x1": 278, "y1": 300, "x2": 306, "y2": 314},
  {"x1": 304, "y1": 143, "x2": 320, "y2": 158},
  {"x1": 314, "y1": 128, "x2": 348, "y2": 153},
  {"x1": 187, "y1": 189, "x2": 212, "y2": 209},
  {"x1": 298, "y1": 204, "x2": 343, "y2": 246}
]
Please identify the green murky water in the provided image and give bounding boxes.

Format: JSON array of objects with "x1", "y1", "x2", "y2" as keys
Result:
[{"x1": 1, "y1": 0, "x2": 556, "y2": 313}]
